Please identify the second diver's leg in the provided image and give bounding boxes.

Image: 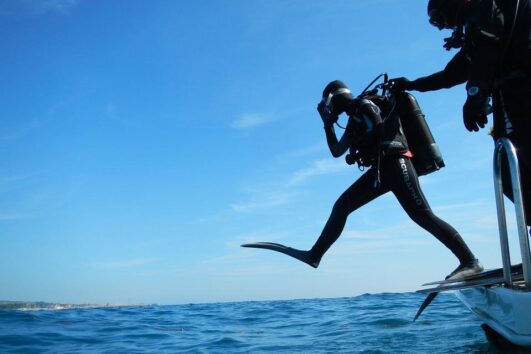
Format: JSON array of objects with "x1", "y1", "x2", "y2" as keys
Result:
[
  {"x1": 308, "y1": 168, "x2": 389, "y2": 266},
  {"x1": 499, "y1": 80, "x2": 531, "y2": 225},
  {"x1": 387, "y1": 156, "x2": 480, "y2": 277}
]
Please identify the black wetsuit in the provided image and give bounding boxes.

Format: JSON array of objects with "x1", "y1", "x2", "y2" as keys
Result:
[
  {"x1": 308, "y1": 96, "x2": 476, "y2": 266},
  {"x1": 407, "y1": 0, "x2": 531, "y2": 223}
]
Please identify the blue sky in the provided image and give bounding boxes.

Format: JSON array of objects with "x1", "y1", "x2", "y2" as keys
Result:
[{"x1": 0, "y1": 0, "x2": 520, "y2": 305}]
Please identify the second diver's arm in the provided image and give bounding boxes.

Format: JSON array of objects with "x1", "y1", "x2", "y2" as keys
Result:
[
  {"x1": 410, "y1": 50, "x2": 469, "y2": 91},
  {"x1": 464, "y1": 0, "x2": 505, "y2": 95}
]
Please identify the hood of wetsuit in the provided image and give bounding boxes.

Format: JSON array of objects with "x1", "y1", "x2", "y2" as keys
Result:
[
  {"x1": 427, "y1": 0, "x2": 473, "y2": 29},
  {"x1": 321, "y1": 80, "x2": 354, "y2": 116}
]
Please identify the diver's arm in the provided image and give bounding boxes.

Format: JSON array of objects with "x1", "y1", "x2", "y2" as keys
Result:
[
  {"x1": 467, "y1": 38, "x2": 501, "y2": 94},
  {"x1": 318, "y1": 100, "x2": 352, "y2": 158},
  {"x1": 465, "y1": 1, "x2": 504, "y2": 95},
  {"x1": 461, "y1": 1, "x2": 504, "y2": 131},
  {"x1": 324, "y1": 124, "x2": 351, "y2": 158},
  {"x1": 410, "y1": 50, "x2": 469, "y2": 91}
]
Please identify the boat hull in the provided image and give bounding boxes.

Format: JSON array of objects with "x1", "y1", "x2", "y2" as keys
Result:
[{"x1": 456, "y1": 287, "x2": 531, "y2": 347}]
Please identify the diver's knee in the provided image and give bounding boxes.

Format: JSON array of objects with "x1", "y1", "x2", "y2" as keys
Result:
[
  {"x1": 408, "y1": 210, "x2": 435, "y2": 227},
  {"x1": 331, "y1": 198, "x2": 350, "y2": 218}
]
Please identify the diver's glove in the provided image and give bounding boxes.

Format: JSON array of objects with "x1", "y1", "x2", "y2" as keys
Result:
[
  {"x1": 317, "y1": 101, "x2": 337, "y2": 128},
  {"x1": 345, "y1": 151, "x2": 374, "y2": 168},
  {"x1": 463, "y1": 85, "x2": 490, "y2": 132},
  {"x1": 345, "y1": 153, "x2": 357, "y2": 165},
  {"x1": 388, "y1": 77, "x2": 415, "y2": 91}
]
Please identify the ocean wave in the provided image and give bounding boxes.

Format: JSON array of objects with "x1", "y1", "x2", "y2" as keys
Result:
[{"x1": 0, "y1": 293, "x2": 513, "y2": 353}]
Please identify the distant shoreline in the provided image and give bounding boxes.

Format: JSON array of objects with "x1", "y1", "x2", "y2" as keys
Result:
[{"x1": 0, "y1": 301, "x2": 144, "y2": 311}]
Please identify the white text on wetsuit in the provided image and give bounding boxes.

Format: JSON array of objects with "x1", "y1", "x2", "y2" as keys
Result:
[{"x1": 399, "y1": 158, "x2": 423, "y2": 206}]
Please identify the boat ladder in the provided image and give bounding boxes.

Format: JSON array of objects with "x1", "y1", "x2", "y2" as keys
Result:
[{"x1": 493, "y1": 138, "x2": 531, "y2": 289}]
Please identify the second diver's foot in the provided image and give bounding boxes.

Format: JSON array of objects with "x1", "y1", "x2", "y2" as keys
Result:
[{"x1": 446, "y1": 259, "x2": 484, "y2": 280}]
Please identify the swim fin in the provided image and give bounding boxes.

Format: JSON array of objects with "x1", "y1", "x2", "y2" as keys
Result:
[
  {"x1": 413, "y1": 291, "x2": 439, "y2": 322},
  {"x1": 241, "y1": 242, "x2": 319, "y2": 268}
]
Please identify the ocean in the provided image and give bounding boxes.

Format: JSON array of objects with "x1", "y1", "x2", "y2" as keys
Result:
[{"x1": 0, "y1": 292, "x2": 527, "y2": 353}]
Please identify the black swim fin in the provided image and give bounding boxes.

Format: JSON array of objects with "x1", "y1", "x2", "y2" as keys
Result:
[
  {"x1": 241, "y1": 242, "x2": 319, "y2": 268},
  {"x1": 413, "y1": 291, "x2": 439, "y2": 322}
]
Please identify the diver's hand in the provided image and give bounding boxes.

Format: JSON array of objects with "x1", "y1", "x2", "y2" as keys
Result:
[
  {"x1": 388, "y1": 77, "x2": 414, "y2": 91},
  {"x1": 317, "y1": 102, "x2": 336, "y2": 128},
  {"x1": 463, "y1": 86, "x2": 489, "y2": 132},
  {"x1": 345, "y1": 153, "x2": 357, "y2": 165}
]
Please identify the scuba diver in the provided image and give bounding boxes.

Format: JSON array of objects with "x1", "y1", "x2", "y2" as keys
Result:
[
  {"x1": 242, "y1": 80, "x2": 483, "y2": 280},
  {"x1": 390, "y1": 0, "x2": 531, "y2": 224}
]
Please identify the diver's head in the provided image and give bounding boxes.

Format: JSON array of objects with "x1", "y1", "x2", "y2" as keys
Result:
[
  {"x1": 321, "y1": 80, "x2": 354, "y2": 116},
  {"x1": 427, "y1": 0, "x2": 473, "y2": 30}
]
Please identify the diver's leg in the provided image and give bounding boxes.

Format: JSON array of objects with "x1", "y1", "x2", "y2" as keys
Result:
[
  {"x1": 241, "y1": 168, "x2": 387, "y2": 269},
  {"x1": 500, "y1": 152, "x2": 531, "y2": 225},
  {"x1": 308, "y1": 167, "x2": 390, "y2": 266},
  {"x1": 499, "y1": 80, "x2": 531, "y2": 225},
  {"x1": 387, "y1": 156, "x2": 478, "y2": 270}
]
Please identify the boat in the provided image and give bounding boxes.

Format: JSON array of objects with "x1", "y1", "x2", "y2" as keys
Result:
[{"x1": 419, "y1": 138, "x2": 531, "y2": 347}]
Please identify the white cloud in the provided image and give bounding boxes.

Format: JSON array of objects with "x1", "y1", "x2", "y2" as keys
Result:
[
  {"x1": 89, "y1": 258, "x2": 154, "y2": 270},
  {"x1": 432, "y1": 200, "x2": 487, "y2": 212},
  {"x1": 288, "y1": 158, "x2": 348, "y2": 186},
  {"x1": 0, "y1": 213, "x2": 28, "y2": 221},
  {"x1": 342, "y1": 230, "x2": 389, "y2": 240},
  {"x1": 232, "y1": 114, "x2": 273, "y2": 130},
  {"x1": 0, "y1": 174, "x2": 32, "y2": 186},
  {"x1": 275, "y1": 142, "x2": 325, "y2": 163},
  {"x1": 105, "y1": 103, "x2": 117, "y2": 119},
  {"x1": 231, "y1": 154, "x2": 349, "y2": 214},
  {"x1": 342, "y1": 221, "x2": 427, "y2": 240},
  {"x1": 28, "y1": 0, "x2": 79, "y2": 15},
  {"x1": 0, "y1": 118, "x2": 45, "y2": 141},
  {"x1": 199, "y1": 252, "x2": 253, "y2": 267},
  {"x1": 231, "y1": 192, "x2": 292, "y2": 212},
  {"x1": 228, "y1": 231, "x2": 287, "y2": 247},
  {"x1": 335, "y1": 238, "x2": 432, "y2": 255}
]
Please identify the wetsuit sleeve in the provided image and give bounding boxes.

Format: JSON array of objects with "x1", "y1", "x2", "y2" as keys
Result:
[
  {"x1": 323, "y1": 99, "x2": 385, "y2": 157},
  {"x1": 410, "y1": 50, "x2": 468, "y2": 91},
  {"x1": 465, "y1": 0, "x2": 505, "y2": 93},
  {"x1": 324, "y1": 123, "x2": 353, "y2": 158}
]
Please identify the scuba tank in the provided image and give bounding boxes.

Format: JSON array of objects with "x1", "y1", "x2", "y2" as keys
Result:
[
  {"x1": 352, "y1": 73, "x2": 445, "y2": 177},
  {"x1": 394, "y1": 91, "x2": 445, "y2": 176}
]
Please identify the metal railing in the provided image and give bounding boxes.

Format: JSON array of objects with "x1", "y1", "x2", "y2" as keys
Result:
[{"x1": 493, "y1": 138, "x2": 531, "y2": 288}]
